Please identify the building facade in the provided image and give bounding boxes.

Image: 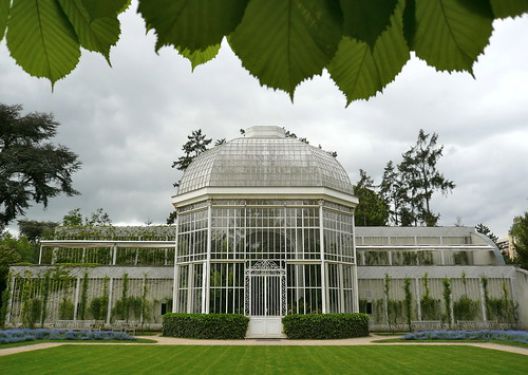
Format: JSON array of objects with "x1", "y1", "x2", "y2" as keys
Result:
[{"x1": 5, "y1": 126, "x2": 528, "y2": 337}]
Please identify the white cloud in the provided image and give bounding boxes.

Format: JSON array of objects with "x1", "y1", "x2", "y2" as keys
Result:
[{"x1": 1, "y1": 7, "x2": 527, "y2": 237}]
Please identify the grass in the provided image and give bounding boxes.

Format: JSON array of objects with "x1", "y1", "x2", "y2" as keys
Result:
[
  {"x1": 0, "y1": 338, "x2": 156, "y2": 349},
  {"x1": 0, "y1": 345, "x2": 527, "y2": 374},
  {"x1": 373, "y1": 337, "x2": 528, "y2": 348}
]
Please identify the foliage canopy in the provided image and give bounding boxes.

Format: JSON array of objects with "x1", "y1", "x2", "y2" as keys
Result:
[
  {"x1": 0, "y1": 104, "x2": 81, "y2": 230},
  {"x1": 510, "y1": 212, "x2": 528, "y2": 269},
  {"x1": 0, "y1": 1, "x2": 527, "y2": 102}
]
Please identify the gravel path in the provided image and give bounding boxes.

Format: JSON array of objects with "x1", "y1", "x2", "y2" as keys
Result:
[{"x1": 0, "y1": 342, "x2": 63, "y2": 357}]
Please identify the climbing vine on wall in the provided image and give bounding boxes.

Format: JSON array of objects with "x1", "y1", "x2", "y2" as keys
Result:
[
  {"x1": 442, "y1": 278, "x2": 452, "y2": 328},
  {"x1": 79, "y1": 272, "x2": 89, "y2": 320},
  {"x1": 39, "y1": 271, "x2": 51, "y2": 326},
  {"x1": 404, "y1": 277, "x2": 413, "y2": 331},
  {"x1": 420, "y1": 273, "x2": 441, "y2": 321},
  {"x1": 90, "y1": 276, "x2": 109, "y2": 321},
  {"x1": 113, "y1": 273, "x2": 130, "y2": 321},
  {"x1": 453, "y1": 273, "x2": 479, "y2": 321},
  {"x1": 0, "y1": 272, "x2": 13, "y2": 328},
  {"x1": 21, "y1": 271, "x2": 41, "y2": 328}
]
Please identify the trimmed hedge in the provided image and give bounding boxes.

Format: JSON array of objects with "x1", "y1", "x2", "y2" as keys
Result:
[
  {"x1": 282, "y1": 313, "x2": 369, "y2": 339},
  {"x1": 162, "y1": 313, "x2": 249, "y2": 339}
]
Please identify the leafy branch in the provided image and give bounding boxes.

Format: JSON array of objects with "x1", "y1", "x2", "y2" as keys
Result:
[{"x1": 0, "y1": 0, "x2": 526, "y2": 102}]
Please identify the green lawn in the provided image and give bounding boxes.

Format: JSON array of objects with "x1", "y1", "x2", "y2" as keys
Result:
[{"x1": 0, "y1": 345, "x2": 527, "y2": 374}]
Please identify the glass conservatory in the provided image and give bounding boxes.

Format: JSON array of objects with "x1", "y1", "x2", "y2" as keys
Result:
[
  {"x1": 171, "y1": 126, "x2": 359, "y2": 336},
  {"x1": 6, "y1": 126, "x2": 527, "y2": 335}
]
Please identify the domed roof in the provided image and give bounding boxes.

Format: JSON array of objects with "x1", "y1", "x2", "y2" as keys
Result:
[{"x1": 177, "y1": 126, "x2": 354, "y2": 195}]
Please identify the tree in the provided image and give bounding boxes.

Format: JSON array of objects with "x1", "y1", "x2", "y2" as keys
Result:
[
  {"x1": 171, "y1": 129, "x2": 212, "y2": 176},
  {"x1": 0, "y1": 242, "x2": 22, "y2": 322},
  {"x1": 0, "y1": 104, "x2": 81, "y2": 231},
  {"x1": 380, "y1": 161, "x2": 405, "y2": 226},
  {"x1": 397, "y1": 153, "x2": 422, "y2": 226},
  {"x1": 168, "y1": 129, "x2": 212, "y2": 224},
  {"x1": 398, "y1": 130, "x2": 455, "y2": 226},
  {"x1": 85, "y1": 208, "x2": 112, "y2": 226},
  {"x1": 18, "y1": 220, "x2": 58, "y2": 243},
  {"x1": 215, "y1": 138, "x2": 226, "y2": 146},
  {"x1": 62, "y1": 208, "x2": 112, "y2": 226},
  {"x1": 62, "y1": 208, "x2": 83, "y2": 226},
  {"x1": 475, "y1": 223, "x2": 499, "y2": 245},
  {"x1": 354, "y1": 169, "x2": 389, "y2": 226},
  {"x1": 0, "y1": 232, "x2": 37, "y2": 323},
  {"x1": 510, "y1": 212, "x2": 528, "y2": 270},
  {"x1": 0, "y1": 2, "x2": 526, "y2": 103}
]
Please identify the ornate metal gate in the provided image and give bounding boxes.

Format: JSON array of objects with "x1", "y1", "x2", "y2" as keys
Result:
[{"x1": 245, "y1": 260, "x2": 286, "y2": 317}]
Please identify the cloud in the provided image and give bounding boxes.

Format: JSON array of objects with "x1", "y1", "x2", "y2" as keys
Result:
[{"x1": 1, "y1": 6, "x2": 527, "y2": 237}]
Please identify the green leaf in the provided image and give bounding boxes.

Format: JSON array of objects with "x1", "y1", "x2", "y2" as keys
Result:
[
  {"x1": 340, "y1": 0, "x2": 398, "y2": 48},
  {"x1": 138, "y1": 0, "x2": 249, "y2": 52},
  {"x1": 178, "y1": 44, "x2": 221, "y2": 71},
  {"x1": 81, "y1": 0, "x2": 130, "y2": 18},
  {"x1": 328, "y1": 0, "x2": 409, "y2": 104},
  {"x1": 6, "y1": 0, "x2": 81, "y2": 86},
  {"x1": 402, "y1": 0, "x2": 416, "y2": 49},
  {"x1": 229, "y1": 0, "x2": 342, "y2": 98},
  {"x1": 0, "y1": 0, "x2": 9, "y2": 42},
  {"x1": 414, "y1": 0, "x2": 493, "y2": 73},
  {"x1": 58, "y1": 0, "x2": 120, "y2": 62},
  {"x1": 490, "y1": 0, "x2": 528, "y2": 19}
]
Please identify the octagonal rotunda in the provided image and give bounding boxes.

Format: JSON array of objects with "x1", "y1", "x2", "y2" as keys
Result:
[{"x1": 171, "y1": 126, "x2": 359, "y2": 337}]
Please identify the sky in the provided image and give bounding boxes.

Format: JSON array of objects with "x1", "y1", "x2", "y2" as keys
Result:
[{"x1": 1, "y1": 6, "x2": 527, "y2": 238}]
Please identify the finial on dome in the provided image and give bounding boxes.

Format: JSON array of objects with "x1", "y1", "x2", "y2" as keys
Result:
[{"x1": 245, "y1": 126, "x2": 286, "y2": 138}]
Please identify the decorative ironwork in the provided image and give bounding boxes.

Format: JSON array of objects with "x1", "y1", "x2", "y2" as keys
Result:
[
  {"x1": 245, "y1": 260, "x2": 286, "y2": 317},
  {"x1": 252, "y1": 260, "x2": 280, "y2": 270}
]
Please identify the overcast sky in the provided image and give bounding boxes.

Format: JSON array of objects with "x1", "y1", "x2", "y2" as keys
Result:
[{"x1": 1, "y1": 6, "x2": 527, "y2": 238}]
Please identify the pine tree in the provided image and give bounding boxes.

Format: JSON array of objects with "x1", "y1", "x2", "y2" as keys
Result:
[
  {"x1": 380, "y1": 161, "x2": 405, "y2": 226},
  {"x1": 171, "y1": 129, "x2": 212, "y2": 174},
  {"x1": 398, "y1": 130, "x2": 455, "y2": 226},
  {"x1": 398, "y1": 152, "x2": 422, "y2": 226}
]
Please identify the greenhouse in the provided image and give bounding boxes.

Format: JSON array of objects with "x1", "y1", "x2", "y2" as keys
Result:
[{"x1": 4, "y1": 126, "x2": 528, "y2": 337}]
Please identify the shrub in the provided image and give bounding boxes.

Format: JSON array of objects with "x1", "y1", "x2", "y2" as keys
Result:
[
  {"x1": 162, "y1": 313, "x2": 249, "y2": 339},
  {"x1": 282, "y1": 313, "x2": 369, "y2": 339}
]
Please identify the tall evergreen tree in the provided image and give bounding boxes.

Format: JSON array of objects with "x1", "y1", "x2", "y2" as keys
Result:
[
  {"x1": 354, "y1": 170, "x2": 389, "y2": 227},
  {"x1": 398, "y1": 130, "x2": 455, "y2": 226},
  {"x1": 380, "y1": 161, "x2": 405, "y2": 226},
  {"x1": 398, "y1": 152, "x2": 422, "y2": 226},
  {"x1": 0, "y1": 104, "x2": 81, "y2": 230}
]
